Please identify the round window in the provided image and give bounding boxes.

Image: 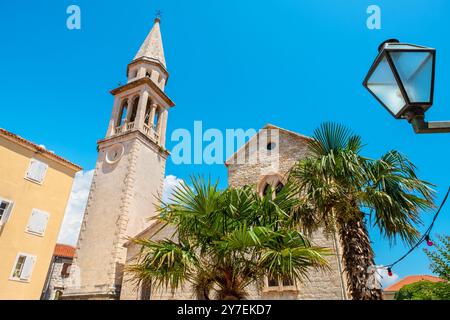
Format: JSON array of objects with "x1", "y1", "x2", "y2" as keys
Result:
[{"x1": 267, "y1": 142, "x2": 276, "y2": 150}]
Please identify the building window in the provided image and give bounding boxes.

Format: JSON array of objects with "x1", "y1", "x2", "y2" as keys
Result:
[
  {"x1": 268, "y1": 277, "x2": 279, "y2": 287},
  {"x1": 0, "y1": 198, "x2": 14, "y2": 227},
  {"x1": 257, "y1": 174, "x2": 285, "y2": 198},
  {"x1": 61, "y1": 263, "x2": 71, "y2": 278},
  {"x1": 25, "y1": 159, "x2": 48, "y2": 184},
  {"x1": 267, "y1": 142, "x2": 276, "y2": 151},
  {"x1": 54, "y1": 290, "x2": 63, "y2": 300},
  {"x1": 266, "y1": 276, "x2": 295, "y2": 291},
  {"x1": 153, "y1": 108, "x2": 161, "y2": 128},
  {"x1": 10, "y1": 253, "x2": 36, "y2": 282},
  {"x1": 26, "y1": 209, "x2": 49, "y2": 236},
  {"x1": 140, "y1": 281, "x2": 151, "y2": 300},
  {"x1": 117, "y1": 101, "x2": 128, "y2": 127},
  {"x1": 262, "y1": 184, "x2": 271, "y2": 196},
  {"x1": 144, "y1": 102, "x2": 152, "y2": 126}
]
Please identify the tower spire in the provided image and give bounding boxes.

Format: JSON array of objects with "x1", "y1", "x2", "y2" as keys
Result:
[{"x1": 134, "y1": 14, "x2": 166, "y2": 68}]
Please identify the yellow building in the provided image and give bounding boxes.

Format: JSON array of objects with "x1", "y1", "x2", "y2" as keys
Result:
[{"x1": 0, "y1": 128, "x2": 81, "y2": 300}]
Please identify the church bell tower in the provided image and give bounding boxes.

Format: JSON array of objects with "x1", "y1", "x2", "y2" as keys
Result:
[{"x1": 65, "y1": 16, "x2": 174, "y2": 299}]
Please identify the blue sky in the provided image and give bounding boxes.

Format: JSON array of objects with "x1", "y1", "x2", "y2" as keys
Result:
[{"x1": 1, "y1": 0, "x2": 449, "y2": 285}]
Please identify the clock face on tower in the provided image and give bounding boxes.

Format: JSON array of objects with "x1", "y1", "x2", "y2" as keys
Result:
[{"x1": 105, "y1": 143, "x2": 125, "y2": 164}]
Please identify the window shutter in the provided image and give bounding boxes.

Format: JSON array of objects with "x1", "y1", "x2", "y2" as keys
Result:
[
  {"x1": 0, "y1": 200, "x2": 14, "y2": 226},
  {"x1": 36, "y1": 161, "x2": 48, "y2": 182},
  {"x1": 27, "y1": 209, "x2": 49, "y2": 235},
  {"x1": 26, "y1": 159, "x2": 48, "y2": 183},
  {"x1": 26, "y1": 159, "x2": 38, "y2": 180},
  {"x1": 20, "y1": 255, "x2": 36, "y2": 281}
]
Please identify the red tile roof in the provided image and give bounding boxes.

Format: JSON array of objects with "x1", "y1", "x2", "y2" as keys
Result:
[
  {"x1": 384, "y1": 275, "x2": 446, "y2": 292},
  {"x1": 54, "y1": 244, "x2": 76, "y2": 258}
]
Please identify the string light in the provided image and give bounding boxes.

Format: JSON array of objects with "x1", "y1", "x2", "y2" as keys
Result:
[
  {"x1": 383, "y1": 187, "x2": 450, "y2": 277},
  {"x1": 425, "y1": 235, "x2": 433, "y2": 247},
  {"x1": 387, "y1": 267, "x2": 393, "y2": 277}
]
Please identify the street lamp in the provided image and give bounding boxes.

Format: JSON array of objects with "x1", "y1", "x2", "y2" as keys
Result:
[{"x1": 363, "y1": 39, "x2": 450, "y2": 133}]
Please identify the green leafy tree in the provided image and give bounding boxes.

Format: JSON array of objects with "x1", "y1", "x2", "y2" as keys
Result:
[
  {"x1": 127, "y1": 177, "x2": 329, "y2": 300},
  {"x1": 395, "y1": 280, "x2": 450, "y2": 300},
  {"x1": 424, "y1": 235, "x2": 450, "y2": 281},
  {"x1": 289, "y1": 123, "x2": 435, "y2": 300}
]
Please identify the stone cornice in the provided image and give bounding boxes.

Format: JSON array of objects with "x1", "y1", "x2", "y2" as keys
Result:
[
  {"x1": 110, "y1": 77, "x2": 175, "y2": 108},
  {"x1": 97, "y1": 130, "x2": 170, "y2": 159},
  {"x1": 127, "y1": 57, "x2": 169, "y2": 83}
]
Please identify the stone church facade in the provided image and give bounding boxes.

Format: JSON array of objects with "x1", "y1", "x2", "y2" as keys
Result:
[
  {"x1": 65, "y1": 17, "x2": 348, "y2": 300},
  {"x1": 120, "y1": 125, "x2": 348, "y2": 300}
]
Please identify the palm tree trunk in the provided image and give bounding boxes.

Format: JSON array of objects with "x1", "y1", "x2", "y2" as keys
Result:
[{"x1": 338, "y1": 216, "x2": 383, "y2": 300}]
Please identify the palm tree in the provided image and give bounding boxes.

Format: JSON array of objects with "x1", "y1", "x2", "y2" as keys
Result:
[
  {"x1": 127, "y1": 177, "x2": 329, "y2": 300},
  {"x1": 289, "y1": 123, "x2": 435, "y2": 300}
]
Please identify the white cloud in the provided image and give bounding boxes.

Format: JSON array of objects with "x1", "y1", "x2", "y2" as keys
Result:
[
  {"x1": 57, "y1": 170, "x2": 94, "y2": 246},
  {"x1": 56, "y1": 172, "x2": 183, "y2": 246},
  {"x1": 162, "y1": 175, "x2": 184, "y2": 203},
  {"x1": 376, "y1": 266, "x2": 400, "y2": 288}
]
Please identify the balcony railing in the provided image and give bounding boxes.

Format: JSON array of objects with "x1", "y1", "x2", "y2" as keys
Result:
[
  {"x1": 143, "y1": 124, "x2": 159, "y2": 141},
  {"x1": 114, "y1": 122, "x2": 159, "y2": 142},
  {"x1": 115, "y1": 122, "x2": 135, "y2": 135}
]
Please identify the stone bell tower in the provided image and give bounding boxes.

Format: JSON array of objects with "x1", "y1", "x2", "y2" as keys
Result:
[{"x1": 64, "y1": 16, "x2": 174, "y2": 300}]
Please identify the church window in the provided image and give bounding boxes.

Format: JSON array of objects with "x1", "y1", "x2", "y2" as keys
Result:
[
  {"x1": 129, "y1": 97, "x2": 139, "y2": 123},
  {"x1": 258, "y1": 174, "x2": 284, "y2": 198},
  {"x1": 26, "y1": 209, "x2": 49, "y2": 236},
  {"x1": 61, "y1": 263, "x2": 71, "y2": 278},
  {"x1": 140, "y1": 281, "x2": 151, "y2": 300},
  {"x1": 282, "y1": 276, "x2": 294, "y2": 286},
  {"x1": 268, "y1": 277, "x2": 279, "y2": 287},
  {"x1": 275, "y1": 182, "x2": 284, "y2": 195},
  {"x1": 146, "y1": 70, "x2": 152, "y2": 78},
  {"x1": 144, "y1": 101, "x2": 152, "y2": 126},
  {"x1": 117, "y1": 101, "x2": 128, "y2": 127},
  {"x1": 263, "y1": 184, "x2": 271, "y2": 196},
  {"x1": 266, "y1": 276, "x2": 295, "y2": 290},
  {"x1": 154, "y1": 108, "x2": 161, "y2": 128},
  {"x1": 54, "y1": 290, "x2": 63, "y2": 300},
  {"x1": 267, "y1": 142, "x2": 276, "y2": 151}
]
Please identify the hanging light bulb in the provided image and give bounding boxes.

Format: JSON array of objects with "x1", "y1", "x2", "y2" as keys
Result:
[
  {"x1": 425, "y1": 235, "x2": 433, "y2": 247},
  {"x1": 387, "y1": 267, "x2": 393, "y2": 277}
]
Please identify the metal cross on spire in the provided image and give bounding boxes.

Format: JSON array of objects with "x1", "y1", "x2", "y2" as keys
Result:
[{"x1": 155, "y1": 10, "x2": 163, "y2": 21}]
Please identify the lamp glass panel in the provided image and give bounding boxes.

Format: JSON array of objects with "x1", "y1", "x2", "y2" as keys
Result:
[
  {"x1": 366, "y1": 56, "x2": 405, "y2": 115},
  {"x1": 390, "y1": 51, "x2": 433, "y2": 103},
  {"x1": 385, "y1": 44, "x2": 424, "y2": 50}
]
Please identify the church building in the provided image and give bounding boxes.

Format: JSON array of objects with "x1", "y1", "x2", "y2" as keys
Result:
[{"x1": 65, "y1": 16, "x2": 348, "y2": 300}]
